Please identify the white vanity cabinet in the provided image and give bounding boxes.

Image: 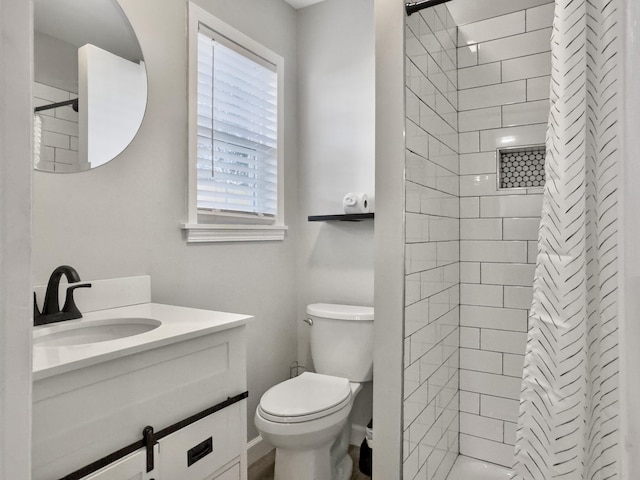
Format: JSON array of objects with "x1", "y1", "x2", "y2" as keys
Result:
[{"x1": 32, "y1": 303, "x2": 250, "y2": 480}]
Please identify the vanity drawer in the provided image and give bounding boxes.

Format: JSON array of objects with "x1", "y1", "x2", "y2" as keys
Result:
[{"x1": 158, "y1": 401, "x2": 244, "y2": 480}]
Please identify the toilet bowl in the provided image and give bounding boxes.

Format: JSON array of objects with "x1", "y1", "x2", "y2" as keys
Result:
[{"x1": 254, "y1": 303, "x2": 374, "y2": 480}]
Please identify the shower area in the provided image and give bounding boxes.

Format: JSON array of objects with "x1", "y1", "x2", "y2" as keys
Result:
[{"x1": 373, "y1": 0, "x2": 623, "y2": 479}]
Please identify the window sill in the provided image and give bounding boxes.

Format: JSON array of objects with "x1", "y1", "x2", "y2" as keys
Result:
[{"x1": 182, "y1": 224, "x2": 288, "y2": 243}]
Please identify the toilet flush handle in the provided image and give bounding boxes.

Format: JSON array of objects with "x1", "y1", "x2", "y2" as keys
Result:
[{"x1": 302, "y1": 318, "x2": 313, "y2": 326}]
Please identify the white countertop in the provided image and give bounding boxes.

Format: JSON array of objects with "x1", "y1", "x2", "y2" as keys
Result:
[{"x1": 33, "y1": 303, "x2": 251, "y2": 380}]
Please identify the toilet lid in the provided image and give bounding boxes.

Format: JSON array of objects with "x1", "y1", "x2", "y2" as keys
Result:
[{"x1": 259, "y1": 372, "x2": 352, "y2": 423}]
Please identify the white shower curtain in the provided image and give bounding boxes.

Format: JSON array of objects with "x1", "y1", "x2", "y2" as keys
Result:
[{"x1": 513, "y1": 1, "x2": 621, "y2": 479}]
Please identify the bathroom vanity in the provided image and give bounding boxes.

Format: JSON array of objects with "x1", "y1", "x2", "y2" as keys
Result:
[{"x1": 32, "y1": 277, "x2": 251, "y2": 480}]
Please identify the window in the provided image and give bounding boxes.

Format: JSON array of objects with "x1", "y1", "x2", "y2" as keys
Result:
[{"x1": 184, "y1": 3, "x2": 286, "y2": 242}]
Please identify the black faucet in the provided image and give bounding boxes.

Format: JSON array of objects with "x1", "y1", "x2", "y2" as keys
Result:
[{"x1": 34, "y1": 265, "x2": 92, "y2": 326}]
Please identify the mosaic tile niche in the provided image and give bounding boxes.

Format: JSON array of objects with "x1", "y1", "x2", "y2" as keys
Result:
[{"x1": 498, "y1": 145, "x2": 546, "y2": 189}]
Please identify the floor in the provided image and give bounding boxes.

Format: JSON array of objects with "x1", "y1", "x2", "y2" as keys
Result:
[{"x1": 248, "y1": 445, "x2": 371, "y2": 480}]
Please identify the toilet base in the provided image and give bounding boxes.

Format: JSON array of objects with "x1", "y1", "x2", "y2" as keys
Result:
[
  {"x1": 334, "y1": 454, "x2": 353, "y2": 480},
  {"x1": 272, "y1": 422, "x2": 354, "y2": 480},
  {"x1": 274, "y1": 442, "x2": 333, "y2": 480},
  {"x1": 330, "y1": 422, "x2": 352, "y2": 480}
]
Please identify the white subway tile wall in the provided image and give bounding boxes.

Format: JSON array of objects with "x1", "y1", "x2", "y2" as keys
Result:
[
  {"x1": 457, "y1": 2, "x2": 552, "y2": 466},
  {"x1": 458, "y1": 12, "x2": 525, "y2": 47},
  {"x1": 476, "y1": 28, "x2": 552, "y2": 64},
  {"x1": 33, "y1": 82, "x2": 79, "y2": 172},
  {"x1": 404, "y1": 5, "x2": 459, "y2": 480}
]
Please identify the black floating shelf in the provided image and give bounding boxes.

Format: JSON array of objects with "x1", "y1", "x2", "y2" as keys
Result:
[{"x1": 308, "y1": 213, "x2": 374, "y2": 222}]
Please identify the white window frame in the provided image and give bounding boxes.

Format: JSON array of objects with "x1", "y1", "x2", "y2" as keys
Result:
[{"x1": 183, "y1": 3, "x2": 287, "y2": 243}]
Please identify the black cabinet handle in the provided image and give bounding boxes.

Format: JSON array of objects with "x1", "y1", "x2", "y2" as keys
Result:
[{"x1": 187, "y1": 437, "x2": 213, "y2": 467}]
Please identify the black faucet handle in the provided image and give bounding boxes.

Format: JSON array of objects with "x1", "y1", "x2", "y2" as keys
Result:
[{"x1": 62, "y1": 283, "x2": 92, "y2": 318}]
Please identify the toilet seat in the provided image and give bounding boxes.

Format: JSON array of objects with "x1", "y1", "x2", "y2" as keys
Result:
[{"x1": 258, "y1": 372, "x2": 352, "y2": 424}]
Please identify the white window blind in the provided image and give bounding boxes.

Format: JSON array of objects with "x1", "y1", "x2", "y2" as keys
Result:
[{"x1": 197, "y1": 29, "x2": 278, "y2": 217}]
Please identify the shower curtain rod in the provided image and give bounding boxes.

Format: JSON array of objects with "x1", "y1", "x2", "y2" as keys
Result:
[
  {"x1": 34, "y1": 98, "x2": 78, "y2": 113},
  {"x1": 405, "y1": 0, "x2": 452, "y2": 16}
]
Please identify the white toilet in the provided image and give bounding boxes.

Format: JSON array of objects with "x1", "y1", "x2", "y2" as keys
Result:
[{"x1": 254, "y1": 303, "x2": 374, "y2": 480}]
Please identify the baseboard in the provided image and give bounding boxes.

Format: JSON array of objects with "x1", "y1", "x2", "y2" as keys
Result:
[
  {"x1": 247, "y1": 435, "x2": 274, "y2": 466},
  {"x1": 350, "y1": 423, "x2": 366, "y2": 446}
]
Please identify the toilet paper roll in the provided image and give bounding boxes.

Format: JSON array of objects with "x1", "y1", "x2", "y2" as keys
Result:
[{"x1": 343, "y1": 192, "x2": 370, "y2": 214}]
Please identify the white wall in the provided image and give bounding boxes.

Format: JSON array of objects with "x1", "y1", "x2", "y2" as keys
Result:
[
  {"x1": 32, "y1": 0, "x2": 299, "y2": 442},
  {"x1": 0, "y1": 0, "x2": 32, "y2": 477},
  {"x1": 296, "y1": 0, "x2": 375, "y2": 218},
  {"x1": 372, "y1": 0, "x2": 406, "y2": 477},
  {"x1": 34, "y1": 31, "x2": 79, "y2": 93},
  {"x1": 621, "y1": 0, "x2": 640, "y2": 476},
  {"x1": 295, "y1": 0, "x2": 375, "y2": 433}
]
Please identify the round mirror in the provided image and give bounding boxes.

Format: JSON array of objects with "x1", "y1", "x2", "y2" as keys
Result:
[{"x1": 33, "y1": 0, "x2": 147, "y2": 172}]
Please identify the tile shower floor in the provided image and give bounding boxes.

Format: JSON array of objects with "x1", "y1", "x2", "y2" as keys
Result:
[{"x1": 248, "y1": 445, "x2": 371, "y2": 480}]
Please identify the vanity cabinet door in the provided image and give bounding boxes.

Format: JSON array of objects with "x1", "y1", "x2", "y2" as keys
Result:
[
  {"x1": 214, "y1": 463, "x2": 240, "y2": 480},
  {"x1": 82, "y1": 446, "x2": 159, "y2": 480}
]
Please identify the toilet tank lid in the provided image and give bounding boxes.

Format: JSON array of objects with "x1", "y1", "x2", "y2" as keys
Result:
[{"x1": 306, "y1": 303, "x2": 374, "y2": 321}]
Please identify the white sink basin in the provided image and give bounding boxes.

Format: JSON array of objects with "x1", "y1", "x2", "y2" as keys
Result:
[{"x1": 33, "y1": 317, "x2": 161, "y2": 347}]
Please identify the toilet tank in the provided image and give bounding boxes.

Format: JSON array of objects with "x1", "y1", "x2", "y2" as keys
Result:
[{"x1": 306, "y1": 303, "x2": 374, "y2": 382}]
